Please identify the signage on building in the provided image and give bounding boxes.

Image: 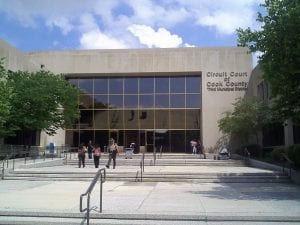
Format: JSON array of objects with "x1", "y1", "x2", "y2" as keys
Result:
[{"x1": 206, "y1": 71, "x2": 248, "y2": 92}]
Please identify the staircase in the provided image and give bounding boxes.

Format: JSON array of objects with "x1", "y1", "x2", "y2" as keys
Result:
[{"x1": 4, "y1": 154, "x2": 291, "y2": 183}]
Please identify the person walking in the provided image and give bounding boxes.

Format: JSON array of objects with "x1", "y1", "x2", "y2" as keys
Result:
[
  {"x1": 190, "y1": 139, "x2": 198, "y2": 154},
  {"x1": 78, "y1": 143, "x2": 86, "y2": 168},
  {"x1": 106, "y1": 139, "x2": 118, "y2": 169},
  {"x1": 87, "y1": 140, "x2": 94, "y2": 159},
  {"x1": 93, "y1": 144, "x2": 101, "y2": 168}
]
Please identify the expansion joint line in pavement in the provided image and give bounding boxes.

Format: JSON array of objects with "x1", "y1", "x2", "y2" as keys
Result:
[{"x1": 137, "y1": 183, "x2": 157, "y2": 211}]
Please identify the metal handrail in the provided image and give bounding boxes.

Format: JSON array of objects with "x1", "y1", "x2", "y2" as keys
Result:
[
  {"x1": 80, "y1": 168, "x2": 106, "y2": 225},
  {"x1": 153, "y1": 148, "x2": 157, "y2": 166},
  {"x1": 281, "y1": 153, "x2": 294, "y2": 178},
  {"x1": 159, "y1": 145, "x2": 163, "y2": 158},
  {"x1": 136, "y1": 153, "x2": 144, "y2": 182}
]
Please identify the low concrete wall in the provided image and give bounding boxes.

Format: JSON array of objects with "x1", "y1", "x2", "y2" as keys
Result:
[
  {"x1": 232, "y1": 154, "x2": 300, "y2": 185},
  {"x1": 17, "y1": 158, "x2": 64, "y2": 169}
]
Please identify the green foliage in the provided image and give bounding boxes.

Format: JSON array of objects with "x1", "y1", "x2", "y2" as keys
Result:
[
  {"x1": 218, "y1": 97, "x2": 270, "y2": 144},
  {"x1": 288, "y1": 144, "x2": 300, "y2": 168},
  {"x1": 237, "y1": 0, "x2": 300, "y2": 123},
  {"x1": 6, "y1": 70, "x2": 80, "y2": 135},
  {"x1": 0, "y1": 58, "x2": 15, "y2": 137},
  {"x1": 0, "y1": 62, "x2": 80, "y2": 139},
  {"x1": 270, "y1": 147, "x2": 286, "y2": 162}
]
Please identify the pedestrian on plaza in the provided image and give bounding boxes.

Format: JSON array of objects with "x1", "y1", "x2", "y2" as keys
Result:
[
  {"x1": 106, "y1": 138, "x2": 118, "y2": 169},
  {"x1": 87, "y1": 140, "x2": 94, "y2": 159},
  {"x1": 190, "y1": 139, "x2": 198, "y2": 154},
  {"x1": 93, "y1": 144, "x2": 101, "y2": 168},
  {"x1": 78, "y1": 143, "x2": 86, "y2": 168}
]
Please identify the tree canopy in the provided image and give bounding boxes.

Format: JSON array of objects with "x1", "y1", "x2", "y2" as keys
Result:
[
  {"x1": 218, "y1": 97, "x2": 270, "y2": 144},
  {"x1": 237, "y1": 0, "x2": 300, "y2": 123},
  {"x1": 0, "y1": 59, "x2": 14, "y2": 137},
  {"x1": 0, "y1": 63, "x2": 80, "y2": 140}
]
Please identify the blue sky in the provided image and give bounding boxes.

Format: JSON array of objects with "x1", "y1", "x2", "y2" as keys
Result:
[{"x1": 0, "y1": 0, "x2": 263, "y2": 56}]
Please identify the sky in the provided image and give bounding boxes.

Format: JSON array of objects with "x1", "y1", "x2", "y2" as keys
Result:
[{"x1": 0, "y1": 0, "x2": 263, "y2": 64}]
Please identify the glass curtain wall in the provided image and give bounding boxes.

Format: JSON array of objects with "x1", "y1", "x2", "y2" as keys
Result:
[{"x1": 66, "y1": 75, "x2": 201, "y2": 152}]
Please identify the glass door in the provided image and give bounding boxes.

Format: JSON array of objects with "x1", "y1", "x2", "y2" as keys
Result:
[{"x1": 146, "y1": 130, "x2": 154, "y2": 152}]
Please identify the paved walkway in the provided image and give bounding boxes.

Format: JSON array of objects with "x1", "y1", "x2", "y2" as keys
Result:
[{"x1": 0, "y1": 163, "x2": 300, "y2": 224}]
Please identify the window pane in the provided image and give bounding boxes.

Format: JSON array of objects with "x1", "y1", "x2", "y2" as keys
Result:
[
  {"x1": 170, "y1": 130, "x2": 185, "y2": 152},
  {"x1": 79, "y1": 94, "x2": 93, "y2": 109},
  {"x1": 109, "y1": 110, "x2": 124, "y2": 129},
  {"x1": 95, "y1": 130, "x2": 109, "y2": 150},
  {"x1": 79, "y1": 79, "x2": 93, "y2": 94},
  {"x1": 139, "y1": 110, "x2": 154, "y2": 129},
  {"x1": 170, "y1": 77, "x2": 185, "y2": 93},
  {"x1": 155, "y1": 77, "x2": 169, "y2": 93},
  {"x1": 186, "y1": 76, "x2": 201, "y2": 93},
  {"x1": 170, "y1": 94, "x2": 185, "y2": 108},
  {"x1": 186, "y1": 109, "x2": 201, "y2": 129},
  {"x1": 94, "y1": 110, "x2": 109, "y2": 129},
  {"x1": 94, "y1": 95, "x2": 108, "y2": 109},
  {"x1": 186, "y1": 94, "x2": 201, "y2": 108},
  {"x1": 79, "y1": 130, "x2": 94, "y2": 146},
  {"x1": 109, "y1": 95, "x2": 123, "y2": 109},
  {"x1": 94, "y1": 79, "x2": 108, "y2": 94},
  {"x1": 124, "y1": 78, "x2": 138, "y2": 94},
  {"x1": 124, "y1": 95, "x2": 138, "y2": 108},
  {"x1": 68, "y1": 79, "x2": 78, "y2": 87},
  {"x1": 140, "y1": 78, "x2": 154, "y2": 94},
  {"x1": 155, "y1": 94, "x2": 169, "y2": 108},
  {"x1": 80, "y1": 110, "x2": 94, "y2": 129},
  {"x1": 65, "y1": 130, "x2": 79, "y2": 147},
  {"x1": 155, "y1": 109, "x2": 169, "y2": 129},
  {"x1": 170, "y1": 110, "x2": 185, "y2": 129},
  {"x1": 124, "y1": 110, "x2": 138, "y2": 129},
  {"x1": 139, "y1": 95, "x2": 154, "y2": 108},
  {"x1": 109, "y1": 78, "x2": 123, "y2": 94}
]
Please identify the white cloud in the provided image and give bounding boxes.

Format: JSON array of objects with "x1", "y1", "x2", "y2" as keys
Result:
[
  {"x1": 128, "y1": 24, "x2": 182, "y2": 48},
  {"x1": 0, "y1": 0, "x2": 264, "y2": 49},
  {"x1": 46, "y1": 17, "x2": 74, "y2": 35},
  {"x1": 79, "y1": 29, "x2": 128, "y2": 49}
]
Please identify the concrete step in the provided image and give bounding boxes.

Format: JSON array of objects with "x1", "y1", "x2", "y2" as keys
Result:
[
  {"x1": 0, "y1": 211, "x2": 299, "y2": 224},
  {"x1": 65, "y1": 159, "x2": 246, "y2": 167},
  {"x1": 4, "y1": 171, "x2": 290, "y2": 183}
]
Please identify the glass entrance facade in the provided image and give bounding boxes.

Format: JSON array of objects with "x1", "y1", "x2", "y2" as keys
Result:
[{"x1": 66, "y1": 75, "x2": 201, "y2": 153}]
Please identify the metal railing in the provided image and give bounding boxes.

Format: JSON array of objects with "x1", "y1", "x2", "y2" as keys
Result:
[
  {"x1": 80, "y1": 168, "x2": 106, "y2": 225},
  {"x1": 153, "y1": 148, "x2": 157, "y2": 166},
  {"x1": 0, "y1": 144, "x2": 73, "y2": 179},
  {"x1": 281, "y1": 153, "x2": 294, "y2": 178},
  {"x1": 135, "y1": 153, "x2": 144, "y2": 182}
]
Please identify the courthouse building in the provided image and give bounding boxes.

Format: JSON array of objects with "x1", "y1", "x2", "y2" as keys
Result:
[{"x1": 0, "y1": 39, "x2": 252, "y2": 152}]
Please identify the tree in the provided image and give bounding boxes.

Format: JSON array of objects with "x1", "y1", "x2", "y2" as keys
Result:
[
  {"x1": 0, "y1": 59, "x2": 15, "y2": 137},
  {"x1": 237, "y1": 0, "x2": 300, "y2": 123},
  {"x1": 3, "y1": 69, "x2": 80, "y2": 144},
  {"x1": 218, "y1": 97, "x2": 270, "y2": 144}
]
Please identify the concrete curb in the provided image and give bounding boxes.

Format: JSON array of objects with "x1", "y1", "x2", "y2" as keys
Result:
[{"x1": 0, "y1": 211, "x2": 300, "y2": 222}]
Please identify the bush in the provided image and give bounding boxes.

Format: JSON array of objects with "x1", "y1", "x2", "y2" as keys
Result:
[
  {"x1": 241, "y1": 144, "x2": 262, "y2": 157},
  {"x1": 288, "y1": 144, "x2": 300, "y2": 168},
  {"x1": 270, "y1": 147, "x2": 286, "y2": 162}
]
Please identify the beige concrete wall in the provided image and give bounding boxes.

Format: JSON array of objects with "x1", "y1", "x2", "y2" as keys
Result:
[
  {"x1": 0, "y1": 39, "x2": 37, "y2": 71},
  {"x1": 201, "y1": 48, "x2": 252, "y2": 149},
  {"x1": 0, "y1": 40, "x2": 252, "y2": 149}
]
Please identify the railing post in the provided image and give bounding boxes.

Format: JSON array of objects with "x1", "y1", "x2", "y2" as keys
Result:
[
  {"x1": 100, "y1": 173, "x2": 103, "y2": 212},
  {"x1": 142, "y1": 153, "x2": 145, "y2": 172},
  {"x1": 140, "y1": 161, "x2": 143, "y2": 182},
  {"x1": 87, "y1": 194, "x2": 90, "y2": 225}
]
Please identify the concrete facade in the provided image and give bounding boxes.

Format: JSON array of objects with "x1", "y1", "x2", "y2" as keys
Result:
[{"x1": 0, "y1": 39, "x2": 252, "y2": 150}]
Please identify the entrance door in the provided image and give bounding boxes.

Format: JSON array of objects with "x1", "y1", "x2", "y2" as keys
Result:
[
  {"x1": 146, "y1": 130, "x2": 154, "y2": 152},
  {"x1": 109, "y1": 130, "x2": 118, "y2": 144}
]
